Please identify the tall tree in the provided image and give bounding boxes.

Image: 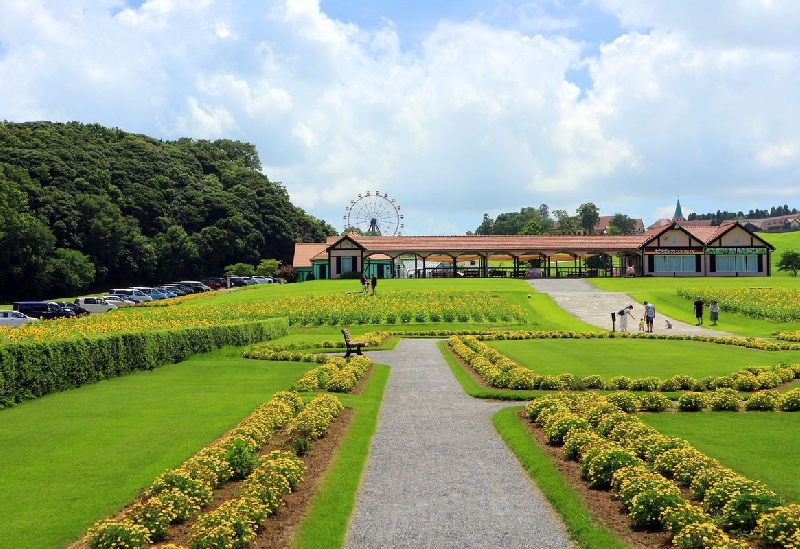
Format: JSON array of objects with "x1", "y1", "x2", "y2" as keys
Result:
[
  {"x1": 576, "y1": 203, "x2": 600, "y2": 234},
  {"x1": 609, "y1": 213, "x2": 637, "y2": 235}
]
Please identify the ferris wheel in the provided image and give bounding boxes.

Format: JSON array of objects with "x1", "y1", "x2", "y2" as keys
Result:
[{"x1": 344, "y1": 191, "x2": 404, "y2": 236}]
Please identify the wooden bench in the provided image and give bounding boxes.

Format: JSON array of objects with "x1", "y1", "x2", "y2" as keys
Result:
[{"x1": 341, "y1": 328, "x2": 366, "y2": 358}]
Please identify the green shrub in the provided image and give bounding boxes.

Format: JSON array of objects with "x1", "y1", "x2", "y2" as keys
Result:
[
  {"x1": 744, "y1": 391, "x2": 778, "y2": 411},
  {"x1": 580, "y1": 443, "x2": 640, "y2": 489},
  {"x1": 605, "y1": 392, "x2": 639, "y2": 413},
  {"x1": 778, "y1": 388, "x2": 800, "y2": 411},
  {"x1": 606, "y1": 375, "x2": 632, "y2": 390},
  {"x1": 755, "y1": 504, "x2": 800, "y2": 547},
  {"x1": 580, "y1": 374, "x2": 605, "y2": 389},
  {"x1": 630, "y1": 376, "x2": 660, "y2": 392},
  {"x1": 708, "y1": 388, "x2": 741, "y2": 411},
  {"x1": 84, "y1": 519, "x2": 151, "y2": 549},
  {"x1": 677, "y1": 392, "x2": 707, "y2": 412},
  {"x1": 637, "y1": 392, "x2": 671, "y2": 412}
]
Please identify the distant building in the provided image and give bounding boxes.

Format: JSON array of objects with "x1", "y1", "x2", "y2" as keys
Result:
[{"x1": 594, "y1": 216, "x2": 645, "y2": 234}]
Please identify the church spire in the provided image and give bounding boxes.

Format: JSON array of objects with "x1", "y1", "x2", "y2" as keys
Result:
[{"x1": 673, "y1": 198, "x2": 685, "y2": 223}]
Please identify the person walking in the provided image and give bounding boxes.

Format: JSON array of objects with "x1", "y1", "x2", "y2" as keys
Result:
[
  {"x1": 693, "y1": 296, "x2": 704, "y2": 325},
  {"x1": 617, "y1": 305, "x2": 634, "y2": 332},
  {"x1": 709, "y1": 299, "x2": 719, "y2": 326},
  {"x1": 360, "y1": 274, "x2": 368, "y2": 294},
  {"x1": 643, "y1": 301, "x2": 656, "y2": 333},
  {"x1": 370, "y1": 275, "x2": 377, "y2": 295}
]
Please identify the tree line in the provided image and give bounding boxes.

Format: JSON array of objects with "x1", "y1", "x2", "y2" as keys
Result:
[
  {"x1": 472, "y1": 203, "x2": 639, "y2": 236},
  {"x1": 0, "y1": 121, "x2": 338, "y2": 302},
  {"x1": 688, "y1": 205, "x2": 799, "y2": 225}
]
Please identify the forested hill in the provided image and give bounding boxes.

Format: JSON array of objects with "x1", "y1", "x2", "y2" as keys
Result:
[{"x1": 0, "y1": 120, "x2": 337, "y2": 301}]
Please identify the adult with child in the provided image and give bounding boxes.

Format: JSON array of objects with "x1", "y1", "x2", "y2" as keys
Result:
[
  {"x1": 617, "y1": 305, "x2": 635, "y2": 332},
  {"x1": 643, "y1": 301, "x2": 656, "y2": 333},
  {"x1": 693, "y1": 295, "x2": 704, "y2": 325}
]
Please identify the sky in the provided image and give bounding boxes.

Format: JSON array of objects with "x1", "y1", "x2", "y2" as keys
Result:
[{"x1": 1, "y1": 0, "x2": 800, "y2": 236}]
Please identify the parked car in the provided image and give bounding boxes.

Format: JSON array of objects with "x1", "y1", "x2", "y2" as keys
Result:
[
  {"x1": 158, "y1": 285, "x2": 184, "y2": 297},
  {"x1": 12, "y1": 301, "x2": 76, "y2": 319},
  {"x1": 74, "y1": 297, "x2": 118, "y2": 314},
  {"x1": 251, "y1": 276, "x2": 274, "y2": 284},
  {"x1": 201, "y1": 277, "x2": 224, "y2": 290},
  {"x1": 102, "y1": 295, "x2": 137, "y2": 307},
  {"x1": 109, "y1": 288, "x2": 153, "y2": 302},
  {"x1": 131, "y1": 286, "x2": 169, "y2": 300},
  {"x1": 0, "y1": 310, "x2": 39, "y2": 328},
  {"x1": 179, "y1": 280, "x2": 212, "y2": 292},
  {"x1": 52, "y1": 301, "x2": 91, "y2": 317},
  {"x1": 228, "y1": 276, "x2": 256, "y2": 287}
]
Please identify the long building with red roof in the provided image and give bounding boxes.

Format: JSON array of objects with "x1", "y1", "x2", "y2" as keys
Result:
[{"x1": 293, "y1": 219, "x2": 773, "y2": 280}]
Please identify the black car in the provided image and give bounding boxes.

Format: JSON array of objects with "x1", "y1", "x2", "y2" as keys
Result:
[
  {"x1": 13, "y1": 301, "x2": 76, "y2": 320},
  {"x1": 52, "y1": 302, "x2": 90, "y2": 317}
]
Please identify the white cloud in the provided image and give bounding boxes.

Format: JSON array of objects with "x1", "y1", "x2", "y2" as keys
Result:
[{"x1": 1, "y1": 0, "x2": 800, "y2": 234}]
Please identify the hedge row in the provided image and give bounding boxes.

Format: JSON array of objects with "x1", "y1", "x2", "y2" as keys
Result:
[
  {"x1": 448, "y1": 335, "x2": 800, "y2": 398},
  {"x1": 0, "y1": 319, "x2": 289, "y2": 408}
]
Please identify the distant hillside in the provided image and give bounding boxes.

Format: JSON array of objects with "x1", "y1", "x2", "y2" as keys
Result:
[
  {"x1": 0, "y1": 121, "x2": 337, "y2": 301},
  {"x1": 764, "y1": 231, "x2": 800, "y2": 276}
]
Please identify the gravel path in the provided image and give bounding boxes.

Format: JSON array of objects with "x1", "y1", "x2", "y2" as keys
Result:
[
  {"x1": 344, "y1": 338, "x2": 573, "y2": 549},
  {"x1": 527, "y1": 278, "x2": 734, "y2": 337}
]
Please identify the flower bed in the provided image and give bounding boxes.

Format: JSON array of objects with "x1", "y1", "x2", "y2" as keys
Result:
[
  {"x1": 448, "y1": 335, "x2": 800, "y2": 402},
  {"x1": 678, "y1": 287, "x2": 800, "y2": 323},
  {"x1": 82, "y1": 391, "x2": 343, "y2": 549},
  {"x1": 524, "y1": 393, "x2": 799, "y2": 547}
]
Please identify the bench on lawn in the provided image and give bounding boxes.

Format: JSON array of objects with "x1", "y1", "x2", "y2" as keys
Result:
[{"x1": 341, "y1": 328, "x2": 366, "y2": 358}]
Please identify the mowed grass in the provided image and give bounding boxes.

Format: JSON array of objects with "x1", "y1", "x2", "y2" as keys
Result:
[
  {"x1": 0, "y1": 347, "x2": 314, "y2": 549},
  {"x1": 642, "y1": 412, "x2": 800, "y2": 503},
  {"x1": 487, "y1": 338, "x2": 800, "y2": 379}
]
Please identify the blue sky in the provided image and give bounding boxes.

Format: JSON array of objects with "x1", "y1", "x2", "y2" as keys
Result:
[{"x1": 2, "y1": 0, "x2": 800, "y2": 236}]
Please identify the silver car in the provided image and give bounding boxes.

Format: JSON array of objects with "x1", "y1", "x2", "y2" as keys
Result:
[{"x1": 0, "y1": 310, "x2": 39, "y2": 328}]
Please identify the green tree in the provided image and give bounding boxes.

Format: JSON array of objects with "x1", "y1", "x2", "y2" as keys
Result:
[
  {"x1": 518, "y1": 219, "x2": 544, "y2": 235},
  {"x1": 553, "y1": 209, "x2": 579, "y2": 233},
  {"x1": 609, "y1": 214, "x2": 637, "y2": 235},
  {"x1": 45, "y1": 248, "x2": 96, "y2": 295},
  {"x1": 224, "y1": 262, "x2": 255, "y2": 276},
  {"x1": 777, "y1": 250, "x2": 800, "y2": 277},
  {"x1": 576, "y1": 203, "x2": 600, "y2": 234},
  {"x1": 256, "y1": 259, "x2": 281, "y2": 276}
]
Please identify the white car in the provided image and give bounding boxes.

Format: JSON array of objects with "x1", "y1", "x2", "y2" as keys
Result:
[
  {"x1": 74, "y1": 297, "x2": 118, "y2": 314},
  {"x1": 102, "y1": 295, "x2": 136, "y2": 307},
  {"x1": 250, "y1": 276, "x2": 274, "y2": 284},
  {"x1": 0, "y1": 310, "x2": 39, "y2": 328}
]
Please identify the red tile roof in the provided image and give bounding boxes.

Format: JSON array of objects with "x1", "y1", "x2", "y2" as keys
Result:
[{"x1": 292, "y1": 243, "x2": 327, "y2": 267}]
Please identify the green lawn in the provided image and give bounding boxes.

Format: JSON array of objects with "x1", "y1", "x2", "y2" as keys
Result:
[
  {"x1": 0, "y1": 347, "x2": 314, "y2": 549},
  {"x1": 642, "y1": 412, "x2": 800, "y2": 503},
  {"x1": 487, "y1": 338, "x2": 800, "y2": 379}
]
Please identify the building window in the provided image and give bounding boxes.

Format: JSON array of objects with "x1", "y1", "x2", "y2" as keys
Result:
[
  {"x1": 341, "y1": 256, "x2": 353, "y2": 273},
  {"x1": 716, "y1": 255, "x2": 758, "y2": 272},
  {"x1": 654, "y1": 255, "x2": 697, "y2": 272}
]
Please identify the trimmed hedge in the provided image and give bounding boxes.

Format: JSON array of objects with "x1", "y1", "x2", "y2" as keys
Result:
[{"x1": 0, "y1": 319, "x2": 288, "y2": 408}]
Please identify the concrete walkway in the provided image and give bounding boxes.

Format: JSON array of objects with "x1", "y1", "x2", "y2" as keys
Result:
[
  {"x1": 527, "y1": 278, "x2": 734, "y2": 337},
  {"x1": 345, "y1": 339, "x2": 573, "y2": 549}
]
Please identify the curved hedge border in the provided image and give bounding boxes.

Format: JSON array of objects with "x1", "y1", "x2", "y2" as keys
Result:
[
  {"x1": 448, "y1": 335, "x2": 800, "y2": 403},
  {"x1": 290, "y1": 356, "x2": 371, "y2": 393},
  {"x1": 0, "y1": 319, "x2": 288, "y2": 408},
  {"x1": 525, "y1": 393, "x2": 800, "y2": 548}
]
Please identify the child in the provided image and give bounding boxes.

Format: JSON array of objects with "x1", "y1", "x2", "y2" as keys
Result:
[
  {"x1": 665, "y1": 319, "x2": 673, "y2": 329},
  {"x1": 638, "y1": 318, "x2": 645, "y2": 332}
]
